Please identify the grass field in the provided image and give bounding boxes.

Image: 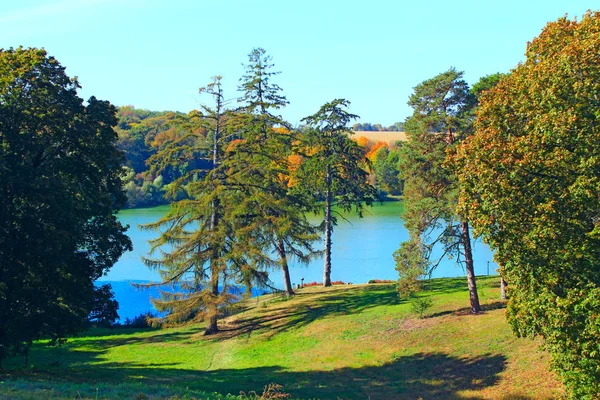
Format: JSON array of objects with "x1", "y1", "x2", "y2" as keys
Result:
[
  {"x1": 351, "y1": 131, "x2": 408, "y2": 144},
  {"x1": 0, "y1": 277, "x2": 563, "y2": 399}
]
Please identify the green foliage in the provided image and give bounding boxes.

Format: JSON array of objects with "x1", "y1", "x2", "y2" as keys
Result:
[
  {"x1": 396, "y1": 68, "x2": 481, "y2": 313},
  {"x1": 115, "y1": 107, "x2": 195, "y2": 208},
  {"x1": 0, "y1": 47, "x2": 131, "y2": 366},
  {"x1": 373, "y1": 146, "x2": 403, "y2": 197},
  {"x1": 394, "y1": 239, "x2": 428, "y2": 298},
  {"x1": 454, "y1": 12, "x2": 600, "y2": 398},
  {"x1": 470, "y1": 73, "x2": 508, "y2": 100},
  {"x1": 229, "y1": 48, "x2": 321, "y2": 296},
  {"x1": 298, "y1": 99, "x2": 377, "y2": 286},
  {"x1": 142, "y1": 77, "x2": 255, "y2": 333},
  {"x1": 411, "y1": 297, "x2": 433, "y2": 319},
  {"x1": 87, "y1": 284, "x2": 119, "y2": 327}
]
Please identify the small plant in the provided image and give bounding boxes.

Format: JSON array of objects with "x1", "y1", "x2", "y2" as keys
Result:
[
  {"x1": 411, "y1": 297, "x2": 433, "y2": 319},
  {"x1": 119, "y1": 312, "x2": 154, "y2": 329},
  {"x1": 260, "y1": 383, "x2": 290, "y2": 399},
  {"x1": 302, "y1": 280, "x2": 345, "y2": 287},
  {"x1": 240, "y1": 383, "x2": 290, "y2": 399}
]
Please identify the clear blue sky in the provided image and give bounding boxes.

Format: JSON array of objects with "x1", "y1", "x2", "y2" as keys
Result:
[{"x1": 0, "y1": 0, "x2": 594, "y2": 126}]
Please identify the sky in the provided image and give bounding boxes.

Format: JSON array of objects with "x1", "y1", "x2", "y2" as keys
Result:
[{"x1": 0, "y1": 0, "x2": 595, "y2": 126}]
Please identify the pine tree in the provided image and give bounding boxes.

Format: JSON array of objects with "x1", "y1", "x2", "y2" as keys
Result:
[
  {"x1": 394, "y1": 68, "x2": 481, "y2": 313},
  {"x1": 143, "y1": 77, "x2": 265, "y2": 334},
  {"x1": 298, "y1": 99, "x2": 377, "y2": 287},
  {"x1": 231, "y1": 48, "x2": 321, "y2": 295}
]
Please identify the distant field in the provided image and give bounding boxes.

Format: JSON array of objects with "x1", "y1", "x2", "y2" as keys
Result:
[
  {"x1": 0, "y1": 276, "x2": 563, "y2": 399},
  {"x1": 351, "y1": 130, "x2": 408, "y2": 144}
]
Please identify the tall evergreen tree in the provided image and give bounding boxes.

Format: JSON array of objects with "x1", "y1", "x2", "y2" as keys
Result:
[
  {"x1": 298, "y1": 99, "x2": 377, "y2": 287},
  {"x1": 143, "y1": 77, "x2": 265, "y2": 334},
  {"x1": 394, "y1": 68, "x2": 481, "y2": 313},
  {"x1": 232, "y1": 48, "x2": 321, "y2": 296}
]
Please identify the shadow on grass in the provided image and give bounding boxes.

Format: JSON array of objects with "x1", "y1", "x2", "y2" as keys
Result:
[
  {"x1": 214, "y1": 284, "x2": 402, "y2": 340},
  {"x1": 426, "y1": 301, "x2": 507, "y2": 319},
  {"x1": 40, "y1": 326, "x2": 207, "y2": 352},
  {"x1": 3, "y1": 351, "x2": 511, "y2": 399}
]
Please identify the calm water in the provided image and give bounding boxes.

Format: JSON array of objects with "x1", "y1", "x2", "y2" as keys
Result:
[{"x1": 99, "y1": 202, "x2": 498, "y2": 320}]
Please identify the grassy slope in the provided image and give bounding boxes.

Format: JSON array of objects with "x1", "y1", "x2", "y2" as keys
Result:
[{"x1": 0, "y1": 277, "x2": 563, "y2": 399}]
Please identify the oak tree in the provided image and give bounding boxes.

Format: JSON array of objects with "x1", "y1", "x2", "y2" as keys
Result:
[
  {"x1": 454, "y1": 12, "x2": 600, "y2": 397},
  {"x1": 0, "y1": 47, "x2": 131, "y2": 366}
]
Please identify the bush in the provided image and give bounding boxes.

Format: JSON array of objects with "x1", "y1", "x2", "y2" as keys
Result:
[
  {"x1": 118, "y1": 312, "x2": 154, "y2": 329},
  {"x1": 411, "y1": 297, "x2": 433, "y2": 319},
  {"x1": 302, "y1": 281, "x2": 345, "y2": 287}
]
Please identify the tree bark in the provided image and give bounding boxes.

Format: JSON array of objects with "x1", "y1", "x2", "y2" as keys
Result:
[
  {"x1": 323, "y1": 166, "x2": 333, "y2": 287},
  {"x1": 204, "y1": 267, "x2": 219, "y2": 335},
  {"x1": 205, "y1": 115, "x2": 221, "y2": 336},
  {"x1": 461, "y1": 221, "x2": 481, "y2": 313},
  {"x1": 500, "y1": 277, "x2": 507, "y2": 300},
  {"x1": 278, "y1": 239, "x2": 294, "y2": 296}
]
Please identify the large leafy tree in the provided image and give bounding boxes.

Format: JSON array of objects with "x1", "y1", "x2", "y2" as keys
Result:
[
  {"x1": 394, "y1": 69, "x2": 481, "y2": 313},
  {"x1": 298, "y1": 99, "x2": 377, "y2": 286},
  {"x1": 453, "y1": 12, "x2": 600, "y2": 398},
  {"x1": 0, "y1": 47, "x2": 131, "y2": 366}
]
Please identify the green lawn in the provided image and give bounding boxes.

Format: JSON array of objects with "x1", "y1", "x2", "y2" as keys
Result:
[{"x1": 0, "y1": 277, "x2": 563, "y2": 399}]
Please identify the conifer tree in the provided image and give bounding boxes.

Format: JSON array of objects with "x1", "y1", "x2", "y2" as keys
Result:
[
  {"x1": 298, "y1": 99, "x2": 377, "y2": 286},
  {"x1": 394, "y1": 68, "x2": 481, "y2": 313},
  {"x1": 143, "y1": 77, "x2": 265, "y2": 334},
  {"x1": 231, "y1": 48, "x2": 320, "y2": 295}
]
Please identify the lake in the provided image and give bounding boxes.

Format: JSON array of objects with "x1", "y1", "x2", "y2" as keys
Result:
[{"x1": 99, "y1": 202, "x2": 498, "y2": 320}]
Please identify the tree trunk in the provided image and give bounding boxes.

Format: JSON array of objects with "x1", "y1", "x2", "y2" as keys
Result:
[
  {"x1": 323, "y1": 166, "x2": 333, "y2": 287},
  {"x1": 278, "y1": 239, "x2": 294, "y2": 296},
  {"x1": 500, "y1": 277, "x2": 507, "y2": 300},
  {"x1": 204, "y1": 264, "x2": 219, "y2": 335},
  {"x1": 204, "y1": 107, "x2": 221, "y2": 336},
  {"x1": 205, "y1": 200, "x2": 220, "y2": 335},
  {"x1": 461, "y1": 221, "x2": 481, "y2": 313}
]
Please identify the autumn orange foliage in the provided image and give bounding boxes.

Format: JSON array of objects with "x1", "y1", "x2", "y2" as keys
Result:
[
  {"x1": 365, "y1": 141, "x2": 389, "y2": 161},
  {"x1": 355, "y1": 136, "x2": 371, "y2": 148},
  {"x1": 226, "y1": 139, "x2": 244, "y2": 152}
]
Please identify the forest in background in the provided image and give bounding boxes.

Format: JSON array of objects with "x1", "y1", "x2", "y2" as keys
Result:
[{"x1": 116, "y1": 107, "x2": 405, "y2": 208}]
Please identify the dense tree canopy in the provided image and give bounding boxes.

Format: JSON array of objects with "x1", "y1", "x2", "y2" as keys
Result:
[
  {"x1": 115, "y1": 107, "x2": 194, "y2": 208},
  {"x1": 0, "y1": 47, "x2": 131, "y2": 366},
  {"x1": 454, "y1": 12, "x2": 600, "y2": 398}
]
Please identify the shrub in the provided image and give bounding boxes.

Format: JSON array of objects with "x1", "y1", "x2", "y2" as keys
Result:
[
  {"x1": 368, "y1": 279, "x2": 394, "y2": 284},
  {"x1": 411, "y1": 297, "x2": 433, "y2": 319},
  {"x1": 302, "y1": 281, "x2": 345, "y2": 287},
  {"x1": 119, "y1": 312, "x2": 154, "y2": 329}
]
